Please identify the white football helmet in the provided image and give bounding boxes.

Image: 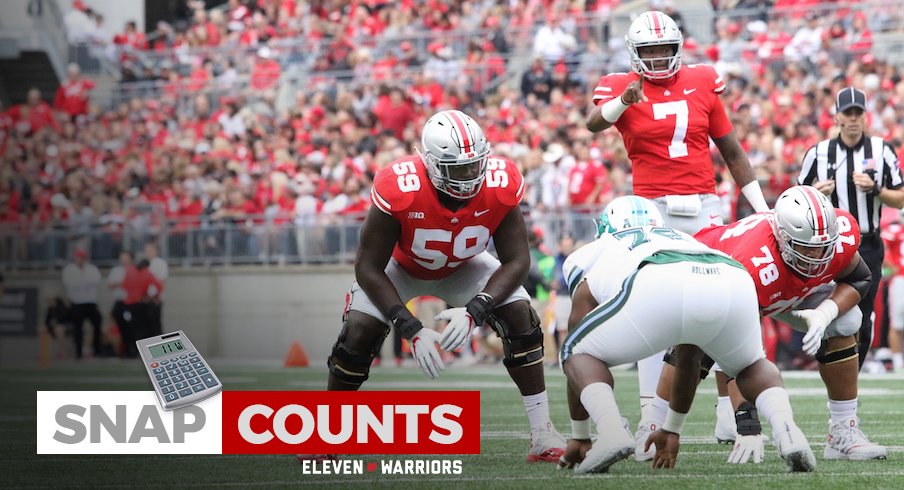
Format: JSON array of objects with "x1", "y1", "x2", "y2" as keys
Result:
[
  {"x1": 625, "y1": 11, "x2": 683, "y2": 80},
  {"x1": 417, "y1": 109, "x2": 491, "y2": 200},
  {"x1": 773, "y1": 186, "x2": 839, "y2": 278},
  {"x1": 595, "y1": 195, "x2": 664, "y2": 238}
]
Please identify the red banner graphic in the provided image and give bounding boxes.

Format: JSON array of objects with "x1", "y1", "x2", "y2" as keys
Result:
[{"x1": 221, "y1": 391, "x2": 480, "y2": 454}]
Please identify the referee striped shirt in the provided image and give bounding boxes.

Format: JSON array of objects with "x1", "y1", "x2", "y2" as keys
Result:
[{"x1": 797, "y1": 135, "x2": 903, "y2": 235}]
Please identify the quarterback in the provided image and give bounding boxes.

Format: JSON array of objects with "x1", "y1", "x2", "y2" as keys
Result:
[{"x1": 584, "y1": 11, "x2": 769, "y2": 457}]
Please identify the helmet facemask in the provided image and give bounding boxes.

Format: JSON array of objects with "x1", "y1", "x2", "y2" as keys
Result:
[
  {"x1": 628, "y1": 42, "x2": 682, "y2": 80},
  {"x1": 776, "y1": 228, "x2": 837, "y2": 278},
  {"x1": 420, "y1": 146, "x2": 490, "y2": 200}
]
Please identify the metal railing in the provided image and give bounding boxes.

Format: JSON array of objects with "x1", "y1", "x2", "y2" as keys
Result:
[{"x1": 0, "y1": 210, "x2": 601, "y2": 270}]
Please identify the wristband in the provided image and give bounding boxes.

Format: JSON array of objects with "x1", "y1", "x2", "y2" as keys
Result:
[
  {"x1": 662, "y1": 408, "x2": 687, "y2": 435},
  {"x1": 600, "y1": 96, "x2": 630, "y2": 123},
  {"x1": 571, "y1": 418, "x2": 591, "y2": 440},
  {"x1": 465, "y1": 292, "x2": 495, "y2": 327},
  {"x1": 388, "y1": 304, "x2": 423, "y2": 340},
  {"x1": 741, "y1": 181, "x2": 769, "y2": 213}
]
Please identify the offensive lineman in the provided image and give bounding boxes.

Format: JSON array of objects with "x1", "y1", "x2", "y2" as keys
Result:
[{"x1": 325, "y1": 109, "x2": 566, "y2": 462}]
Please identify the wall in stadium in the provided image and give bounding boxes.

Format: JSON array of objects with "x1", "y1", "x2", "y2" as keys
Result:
[{"x1": 1, "y1": 266, "x2": 356, "y2": 365}]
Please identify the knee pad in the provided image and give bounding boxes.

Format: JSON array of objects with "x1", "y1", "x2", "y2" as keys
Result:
[
  {"x1": 662, "y1": 347, "x2": 715, "y2": 380},
  {"x1": 490, "y1": 307, "x2": 544, "y2": 369},
  {"x1": 815, "y1": 338, "x2": 858, "y2": 365},
  {"x1": 327, "y1": 319, "x2": 388, "y2": 385}
]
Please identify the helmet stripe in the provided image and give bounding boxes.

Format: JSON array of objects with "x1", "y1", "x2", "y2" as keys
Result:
[
  {"x1": 651, "y1": 12, "x2": 663, "y2": 38},
  {"x1": 445, "y1": 110, "x2": 473, "y2": 153},
  {"x1": 802, "y1": 186, "x2": 827, "y2": 232}
]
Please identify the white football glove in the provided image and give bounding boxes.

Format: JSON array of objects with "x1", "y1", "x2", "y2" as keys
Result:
[
  {"x1": 727, "y1": 434, "x2": 766, "y2": 464},
  {"x1": 791, "y1": 299, "x2": 838, "y2": 356},
  {"x1": 435, "y1": 307, "x2": 475, "y2": 351},
  {"x1": 410, "y1": 328, "x2": 445, "y2": 379}
]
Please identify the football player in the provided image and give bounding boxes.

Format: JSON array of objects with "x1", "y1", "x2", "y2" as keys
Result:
[
  {"x1": 325, "y1": 109, "x2": 565, "y2": 463},
  {"x1": 559, "y1": 196, "x2": 815, "y2": 473},
  {"x1": 656, "y1": 186, "x2": 887, "y2": 462},
  {"x1": 584, "y1": 11, "x2": 770, "y2": 457}
]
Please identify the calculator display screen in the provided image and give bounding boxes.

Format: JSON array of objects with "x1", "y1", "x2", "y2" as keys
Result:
[{"x1": 149, "y1": 339, "x2": 186, "y2": 358}]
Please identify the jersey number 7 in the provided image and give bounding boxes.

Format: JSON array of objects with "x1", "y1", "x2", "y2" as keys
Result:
[{"x1": 653, "y1": 101, "x2": 689, "y2": 158}]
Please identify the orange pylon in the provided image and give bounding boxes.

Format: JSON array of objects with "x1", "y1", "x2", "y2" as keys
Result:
[{"x1": 284, "y1": 341, "x2": 309, "y2": 367}]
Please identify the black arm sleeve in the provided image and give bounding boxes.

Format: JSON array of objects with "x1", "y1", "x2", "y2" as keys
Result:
[{"x1": 837, "y1": 258, "x2": 872, "y2": 300}]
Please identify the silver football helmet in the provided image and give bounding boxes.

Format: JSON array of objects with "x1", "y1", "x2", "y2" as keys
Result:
[
  {"x1": 595, "y1": 195, "x2": 664, "y2": 238},
  {"x1": 417, "y1": 109, "x2": 491, "y2": 200},
  {"x1": 773, "y1": 185, "x2": 839, "y2": 278},
  {"x1": 625, "y1": 11, "x2": 683, "y2": 80}
]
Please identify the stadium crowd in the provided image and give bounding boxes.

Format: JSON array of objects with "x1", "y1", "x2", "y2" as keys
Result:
[{"x1": 2, "y1": 0, "x2": 904, "y2": 267}]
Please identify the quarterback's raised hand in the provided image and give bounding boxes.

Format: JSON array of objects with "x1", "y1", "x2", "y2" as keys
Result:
[
  {"x1": 621, "y1": 76, "x2": 648, "y2": 105},
  {"x1": 410, "y1": 328, "x2": 445, "y2": 379}
]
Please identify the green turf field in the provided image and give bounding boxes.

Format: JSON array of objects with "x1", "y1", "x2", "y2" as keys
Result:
[{"x1": 4, "y1": 361, "x2": 903, "y2": 489}]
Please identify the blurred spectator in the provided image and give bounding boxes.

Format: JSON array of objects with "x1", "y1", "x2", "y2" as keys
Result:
[
  {"x1": 8, "y1": 88, "x2": 60, "y2": 134},
  {"x1": 121, "y1": 259, "x2": 163, "y2": 356},
  {"x1": 532, "y1": 12, "x2": 576, "y2": 64},
  {"x1": 372, "y1": 88, "x2": 416, "y2": 140},
  {"x1": 145, "y1": 242, "x2": 168, "y2": 337},
  {"x1": 61, "y1": 248, "x2": 103, "y2": 359},
  {"x1": 53, "y1": 64, "x2": 95, "y2": 119},
  {"x1": 107, "y1": 250, "x2": 132, "y2": 357},
  {"x1": 521, "y1": 57, "x2": 553, "y2": 103},
  {"x1": 250, "y1": 47, "x2": 282, "y2": 90}
]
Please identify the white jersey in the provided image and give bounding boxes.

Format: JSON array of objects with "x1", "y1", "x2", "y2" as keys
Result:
[
  {"x1": 562, "y1": 238, "x2": 608, "y2": 297},
  {"x1": 581, "y1": 226, "x2": 736, "y2": 304}
]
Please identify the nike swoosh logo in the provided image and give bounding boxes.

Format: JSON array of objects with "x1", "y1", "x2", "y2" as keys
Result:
[
  {"x1": 474, "y1": 209, "x2": 490, "y2": 217},
  {"x1": 709, "y1": 214, "x2": 721, "y2": 220},
  {"x1": 684, "y1": 88, "x2": 697, "y2": 95}
]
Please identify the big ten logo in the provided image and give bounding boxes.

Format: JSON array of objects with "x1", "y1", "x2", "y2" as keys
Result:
[
  {"x1": 221, "y1": 391, "x2": 481, "y2": 455},
  {"x1": 37, "y1": 391, "x2": 223, "y2": 454}
]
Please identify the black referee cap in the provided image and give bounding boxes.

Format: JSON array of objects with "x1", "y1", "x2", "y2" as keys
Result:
[{"x1": 836, "y1": 87, "x2": 866, "y2": 112}]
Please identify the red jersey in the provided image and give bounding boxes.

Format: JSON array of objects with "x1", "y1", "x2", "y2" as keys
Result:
[
  {"x1": 694, "y1": 210, "x2": 860, "y2": 316},
  {"x1": 882, "y1": 222, "x2": 904, "y2": 277},
  {"x1": 371, "y1": 154, "x2": 524, "y2": 280},
  {"x1": 568, "y1": 160, "x2": 608, "y2": 206},
  {"x1": 592, "y1": 64, "x2": 732, "y2": 198}
]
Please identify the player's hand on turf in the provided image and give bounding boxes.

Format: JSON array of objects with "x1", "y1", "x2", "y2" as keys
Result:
[
  {"x1": 621, "y1": 76, "x2": 648, "y2": 105},
  {"x1": 645, "y1": 429, "x2": 680, "y2": 469},
  {"x1": 792, "y1": 308, "x2": 831, "y2": 356},
  {"x1": 435, "y1": 307, "x2": 475, "y2": 351},
  {"x1": 728, "y1": 434, "x2": 766, "y2": 464},
  {"x1": 556, "y1": 438, "x2": 592, "y2": 469},
  {"x1": 410, "y1": 328, "x2": 445, "y2": 379}
]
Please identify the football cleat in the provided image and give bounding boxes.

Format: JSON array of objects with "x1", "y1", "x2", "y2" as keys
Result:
[
  {"x1": 527, "y1": 422, "x2": 567, "y2": 463},
  {"x1": 824, "y1": 417, "x2": 888, "y2": 460},
  {"x1": 774, "y1": 423, "x2": 816, "y2": 472},
  {"x1": 634, "y1": 420, "x2": 656, "y2": 462},
  {"x1": 573, "y1": 423, "x2": 634, "y2": 474},
  {"x1": 715, "y1": 401, "x2": 737, "y2": 444}
]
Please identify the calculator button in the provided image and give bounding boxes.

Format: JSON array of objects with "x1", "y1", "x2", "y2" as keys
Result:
[
  {"x1": 196, "y1": 367, "x2": 209, "y2": 375},
  {"x1": 202, "y1": 374, "x2": 218, "y2": 388},
  {"x1": 189, "y1": 357, "x2": 200, "y2": 364},
  {"x1": 158, "y1": 379, "x2": 172, "y2": 387},
  {"x1": 189, "y1": 352, "x2": 197, "y2": 356},
  {"x1": 162, "y1": 386, "x2": 175, "y2": 394},
  {"x1": 155, "y1": 373, "x2": 168, "y2": 381},
  {"x1": 192, "y1": 362, "x2": 205, "y2": 370},
  {"x1": 171, "y1": 375, "x2": 185, "y2": 382},
  {"x1": 165, "y1": 393, "x2": 179, "y2": 402},
  {"x1": 153, "y1": 367, "x2": 165, "y2": 374},
  {"x1": 192, "y1": 384, "x2": 205, "y2": 393},
  {"x1": 180, "y1": 354, "x2": 188, "y2": 359},
  {"x1": 150, "y1": 362, "x2": 159, "y2": 368},
  {"x1": 176, "y1": 382, "x2": 188, "y2": 390},
  {"x1": 161, "y1": 360, "x2": 169, "y2": 365},
  {"x1": 188, "y1": 377, "x2": 201, "y2": 385},
  {"x1": 178, "y1": 360, "x2": 190, "y2": 366},
  {"x1": 181, "y1": 366, "x2": 192, "y2": 373},
  {"x1": 179, "y1": 388, "x2": 193, "y2": 397}
]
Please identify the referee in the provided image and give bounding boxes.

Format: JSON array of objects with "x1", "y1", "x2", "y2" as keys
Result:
[{"x1": 798, "y1": 86, "x2": 904, "y2": 369}]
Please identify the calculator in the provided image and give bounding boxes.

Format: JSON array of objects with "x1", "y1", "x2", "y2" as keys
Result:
[{"x1": 137, "y1": 331, "x2": 223, "y2": 411}]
